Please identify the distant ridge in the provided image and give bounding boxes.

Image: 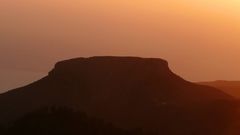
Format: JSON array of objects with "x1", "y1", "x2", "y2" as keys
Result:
[
  {"x1": 0, "y1": 56, "x2": 238, "y2": 135},
  {"x1": 199, "y1": 80, "x2": 240, "y2": 98}
]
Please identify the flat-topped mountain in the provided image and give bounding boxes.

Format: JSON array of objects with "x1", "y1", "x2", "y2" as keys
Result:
[{"x1": 0, "y1": 56, "x2": 238, "y2": 135}]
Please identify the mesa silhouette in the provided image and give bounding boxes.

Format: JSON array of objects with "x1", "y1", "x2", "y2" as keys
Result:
[{"x1": 0, "y1": 56, "x2": 238, "y2": 135}]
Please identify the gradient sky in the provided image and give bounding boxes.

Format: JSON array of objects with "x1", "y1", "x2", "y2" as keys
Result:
[{"x1": 0, "y1": 0, "x2": 240, "y2": 92}]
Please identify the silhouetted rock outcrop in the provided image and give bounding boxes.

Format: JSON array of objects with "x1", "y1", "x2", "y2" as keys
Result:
[{"x1": 0, "y1": 56, "x2": 238, "y2": 135}]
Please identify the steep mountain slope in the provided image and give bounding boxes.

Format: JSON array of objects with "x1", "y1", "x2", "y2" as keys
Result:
[
  {"x1": 199, "y1": 81, "x2": 240, "y2": 98},
  {"x1": 0, "y1": 57, "x2": 237, "y2": 135}
]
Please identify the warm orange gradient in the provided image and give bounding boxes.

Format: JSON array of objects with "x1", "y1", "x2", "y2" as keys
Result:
[{"x1": 0, "y1": 0, "x2": 240, "y2": 91}]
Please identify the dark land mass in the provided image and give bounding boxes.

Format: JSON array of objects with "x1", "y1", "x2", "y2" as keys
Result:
[{"x1": 0, "y1": 56, "x2": 239, "y2": 135}]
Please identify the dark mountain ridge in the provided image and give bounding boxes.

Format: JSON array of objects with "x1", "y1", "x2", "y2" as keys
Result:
[{"x1": 0, "y1": 56, "x2": 238, "y2": 135}]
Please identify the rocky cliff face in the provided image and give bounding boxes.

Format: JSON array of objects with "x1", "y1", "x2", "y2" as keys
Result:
[{"x1": 0, "y1": 57, "x2": 237, "y2": 135}]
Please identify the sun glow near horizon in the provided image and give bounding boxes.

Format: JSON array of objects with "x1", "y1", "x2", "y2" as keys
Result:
[{"x1": 1, "y1": 0, "x2": 240, "y2": 89}]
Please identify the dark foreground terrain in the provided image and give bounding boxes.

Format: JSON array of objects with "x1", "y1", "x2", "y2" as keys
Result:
[
  {"x1": 1, "y1": 107, "x2": 157, "y2": 135},
  {"x1": 0, "y1": 56, "x2": 240, "y2": 135}
]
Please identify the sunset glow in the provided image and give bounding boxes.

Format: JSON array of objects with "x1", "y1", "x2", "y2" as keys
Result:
[
  {"x1": 2, "y1": 1, "x2": 240, "y2": 135},
  {"x1": 0, "y1": 0, "x2": 240, "y2": 90}
]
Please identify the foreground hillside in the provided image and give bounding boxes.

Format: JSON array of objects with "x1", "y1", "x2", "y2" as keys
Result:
[
  {"x1": 0, "y1": 56, "x2": 238, "y2": 135},
  {"x1": 2, "y1": 107, "x2": 156, "y2": 135}
]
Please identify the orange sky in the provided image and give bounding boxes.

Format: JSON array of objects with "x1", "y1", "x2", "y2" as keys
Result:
[{"x1": 0, "y1": 0, "x2": 240, "y2": 91}]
